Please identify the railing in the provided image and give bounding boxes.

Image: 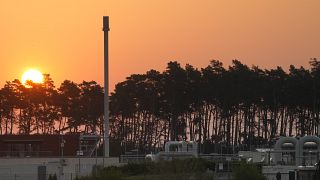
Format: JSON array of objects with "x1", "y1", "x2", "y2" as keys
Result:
[
  {"x1": 0, "y1": 173, "x2": 82, "y2": 180},
  {"x1": 119, "y1": 153, "x2": 240, "y2": 163},
  {"x1": 119, "y1": 154, "x2": 146, "y2": 163},
  {"x1": 0, "y1": 151, "x2": 52, "y2": 157},
  {"x1": 199, "y1": 153, "x2": 240, "y2": 161}
]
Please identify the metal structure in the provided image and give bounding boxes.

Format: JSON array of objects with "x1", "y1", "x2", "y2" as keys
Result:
[
  {"x1": 103, "y1": 16, "x2": 110, "y2": 158},
  {"x1": 273, "y1": 136, "x2": 298, "y2": 165},
  {"x1": 262, "y1": 136, "x2": 320, "y2": 180},
  {"x1": 145, "y1": 141, "x2": 198, "y2": 161},
  {"x1": 272, "y1": 136, "x2": 320, "y2": 166},
  {"x1": 78, "y1": 134, "x2": 101, "y2": 157}
]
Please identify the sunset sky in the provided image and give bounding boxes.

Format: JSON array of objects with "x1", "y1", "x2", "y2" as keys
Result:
[{"x1": 0, "y1": 0, "x2": 320, "y2": 91}]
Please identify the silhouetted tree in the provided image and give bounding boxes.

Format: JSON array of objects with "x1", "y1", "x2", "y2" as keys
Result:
[{"x1": 1, "y1": 59, "x2": 320, "y2": 154}]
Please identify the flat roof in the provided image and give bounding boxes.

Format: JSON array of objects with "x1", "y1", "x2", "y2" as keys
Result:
[{"x1": 2, "y1": 139, "x2": 43, "y2": 143}]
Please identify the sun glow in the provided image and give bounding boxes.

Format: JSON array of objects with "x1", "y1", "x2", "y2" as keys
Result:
[{"x1": 21, "y1": 69, "x2": 44, "y2": 86}]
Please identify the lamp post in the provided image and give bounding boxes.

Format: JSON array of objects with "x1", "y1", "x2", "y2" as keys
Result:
[
  {"x1": 60, "y1": 134, "x2": 66, "y2": 179},
  {"x1": 61, "y1": 135, "x2": 65, "y2": 158}
]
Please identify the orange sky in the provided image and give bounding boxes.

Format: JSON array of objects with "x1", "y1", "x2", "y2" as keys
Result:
[{"x1": 1, "y1": 0, "x2": 320, "y2": 91}]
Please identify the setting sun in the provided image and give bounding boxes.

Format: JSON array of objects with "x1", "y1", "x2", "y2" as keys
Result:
[{"x1": 21, "y1": 69, "x2": 44, "y2": 86}]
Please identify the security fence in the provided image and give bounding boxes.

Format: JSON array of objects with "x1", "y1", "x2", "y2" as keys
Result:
[{"x1": 0, "y1": 173, "x2": 85, "y2": 180}]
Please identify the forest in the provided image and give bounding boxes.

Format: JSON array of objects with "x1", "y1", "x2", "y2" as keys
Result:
[{"x1": 1, "y1": 59, "x2": 320, "y2": 154}]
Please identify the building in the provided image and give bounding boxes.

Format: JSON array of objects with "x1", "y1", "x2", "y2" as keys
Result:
[
  {"x1": 263, "y1": 136, "x2": 320, "y2": 180},
  {"x1": 0, "y1": 134, "x2": 101, "y2": 157}
]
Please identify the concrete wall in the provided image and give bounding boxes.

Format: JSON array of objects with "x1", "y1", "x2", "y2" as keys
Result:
[
  {"x1": 262, "y1": 165, "x2": 296, "y2": 180},
  {"x1": 0, "y1": 157, "x2": 120, "y2": 180},
  {"x1": 262, "y1": 165, "x2": 317, "y2": 180}
]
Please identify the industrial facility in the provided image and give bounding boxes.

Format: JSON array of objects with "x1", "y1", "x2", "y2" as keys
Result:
[{"x1": 0, "y1": 16, "x2": 115, "y2": 180}]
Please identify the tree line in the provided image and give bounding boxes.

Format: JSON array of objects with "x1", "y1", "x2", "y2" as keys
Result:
[
  {"x1": 0, "y1": 77, "x2": 104, "y2": 135},
  {"x1": 1, "y1": 59, "x2": 320, "y2": 153},
  {"x1": 110, "y1": 59, "x2": 320, "y2": 153}
]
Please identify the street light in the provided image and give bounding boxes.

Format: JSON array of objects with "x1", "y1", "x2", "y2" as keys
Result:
[{"x1": 60, "y1": 134, "x2": 66, "y2": 179}]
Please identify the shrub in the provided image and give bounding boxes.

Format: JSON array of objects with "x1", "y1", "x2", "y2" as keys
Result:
[
  {"x1": 232, "y1": 163, "x2": 266, "y2": 180},
  {"x1": 78, "y1": 158, "x2": 214, "y2": 180},
  {"x1": 121, "y1": 163, "x2": 147, "y2": 176},
  {"x1": 78, "y1": 166, "x2": 124, "y2": 180}
]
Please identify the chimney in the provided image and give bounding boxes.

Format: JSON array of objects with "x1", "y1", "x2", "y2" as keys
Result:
[{"x1": 103, "y1": 16, "x2": 110, "y2": 158}]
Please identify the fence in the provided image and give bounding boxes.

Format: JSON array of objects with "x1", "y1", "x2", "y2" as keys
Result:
[
  {"x1": 0, "y1": 157, "x2": 119, "y2": 180},
  {"x1": 0, "y1": 172, "x2": 90, "y2": 180},
  {"x1": 119, "y1": 153, "x2": 240, "y2": 163},
  {"x1": 0, "y1": 151, "x2": 52, "y2": 158},
  {"x1": 119, "y1": 154, "x2": 146, "y2": 163}
]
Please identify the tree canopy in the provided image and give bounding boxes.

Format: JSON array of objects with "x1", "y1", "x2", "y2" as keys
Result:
[{"x1": 1, "y1": 59, "x2": 320, "y2": 154}]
